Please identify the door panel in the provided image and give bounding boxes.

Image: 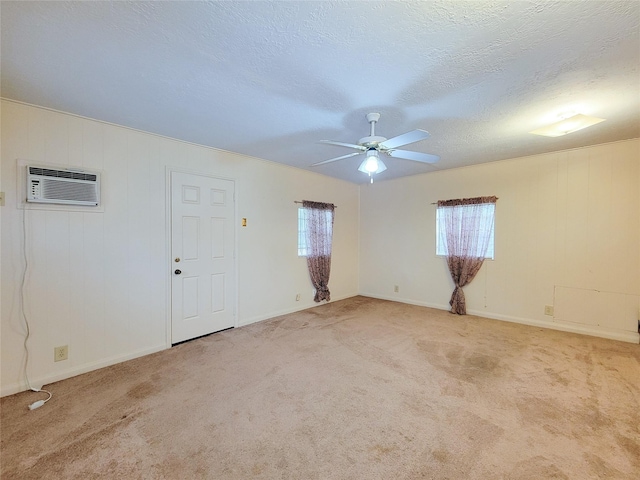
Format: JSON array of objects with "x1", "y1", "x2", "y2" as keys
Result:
[
  {"x1": 171, "y1": 172, "x2": 235, "y2": 344},
  {"x1": 211, "y1": 218, "x2": 225, "y2": 258},
  {"x1": 182, "y1": 217, "x2": 200, "y2": 260},
  {"x1": 211, "y1": 273, "x2": 225, "y2": 312}
]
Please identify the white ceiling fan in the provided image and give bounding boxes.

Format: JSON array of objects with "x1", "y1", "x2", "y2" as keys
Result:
[{"x1": 312, "y1": 113, "x2": 439, "y2": 182}]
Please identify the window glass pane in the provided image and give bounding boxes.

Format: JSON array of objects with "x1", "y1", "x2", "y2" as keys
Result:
[
  {"x1": 436, "y1": 203, "x2": 495, "y2": 259},
  {"x1": 298, "y1": 208, "x2": 308, "y2": 256},
  {"x1": 436, "y1": 208, "x2": 447, "y2": 256},
  {"x1": 298, "y1": 207, "x2": 333, "y2": 257}
]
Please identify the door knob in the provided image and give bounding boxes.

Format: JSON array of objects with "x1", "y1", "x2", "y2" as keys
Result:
[{"x1": 174, "y1": 269, "x2": 182, "y2": 275}]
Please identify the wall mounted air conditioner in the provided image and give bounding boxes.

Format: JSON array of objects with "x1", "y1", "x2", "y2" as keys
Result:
[{"x1": 26, "y1": 165, "x2": 100, "y2": 206}]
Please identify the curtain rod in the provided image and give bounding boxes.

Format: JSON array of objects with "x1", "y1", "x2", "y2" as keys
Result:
[
  {"x1": 430, "y1": 197, "x2": 499, "y2": 205},
  {"x1": 294, "y1": 201, "x2": 338, "y2": 207}
]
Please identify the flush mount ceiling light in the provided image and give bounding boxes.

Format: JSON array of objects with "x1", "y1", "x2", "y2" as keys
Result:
[
  {"x1": 358, "y1": 149, "x2": 387, "y2": 183},
  {"x1": 529, "y1": 114, "x2": 606, "y2": 137}
]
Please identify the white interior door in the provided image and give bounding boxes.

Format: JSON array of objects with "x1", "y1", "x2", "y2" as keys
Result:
[{"x1": 171, "y1": 171, "x2": 235, "y2": 344}]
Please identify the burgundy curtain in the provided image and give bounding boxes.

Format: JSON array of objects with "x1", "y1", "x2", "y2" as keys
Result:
[
  {"x1": 302, "y1": 200, "x2": 335, "y2": 302},
  {"x1": 438, "y1": 196, "x2": 497, "y2": 315}
]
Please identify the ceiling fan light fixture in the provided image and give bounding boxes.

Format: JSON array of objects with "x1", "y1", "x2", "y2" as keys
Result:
[
  {"x1": 529, "y1": 114, "x2": 606, "y2": 137},
  {"x1": 358, "y1": 150, "x2": 387, "y2": 175},
  {"x1": 365, "y1": 150, "x2": 379, "y2": 172},
  {"x1": 365, "y1": 158, "x2": 379, "y2": 172}
]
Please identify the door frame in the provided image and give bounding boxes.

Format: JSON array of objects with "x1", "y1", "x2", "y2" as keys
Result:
[{"x1": 165, "y1": 166, "x2": 239, "y2": 348}]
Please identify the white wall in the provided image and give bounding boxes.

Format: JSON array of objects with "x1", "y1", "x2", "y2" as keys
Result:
[
  {"x1": 360, "y1": 139, "x2": 640, "y2": 343},
  {"x1": 1, "y1": 100, "x2": 360, "y2": 396},
  {"x1": 2, "y1": 99, "x2": 637, "y2": 398}
]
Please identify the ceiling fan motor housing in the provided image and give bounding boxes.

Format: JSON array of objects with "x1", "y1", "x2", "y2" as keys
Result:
[{"x1": 358, "y1": 135, "x2": 387, "y2": 148}]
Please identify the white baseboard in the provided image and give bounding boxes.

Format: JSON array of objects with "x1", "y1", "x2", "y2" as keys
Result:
[
  {"x1": 1, "y1": 344, "x2": 167, "y2": 397},
  {"x1": 237, "y1": 292, "x2": 360, "y2": 328},
  {"x1": 6, "y1": 294, "x2": 634, "y2": 398},
  {"x1": 358, "y1": 292, "x2": 450, "y2": 311},
  {"x1": 2, "y1": 294, "x2": 361, "y2": 397},
  {"x1": 467, "y1": 309, "x2": 640, "y2": 344},
  {"x1": 358, "y1": 293, "x2": 640, "y2": 344}
]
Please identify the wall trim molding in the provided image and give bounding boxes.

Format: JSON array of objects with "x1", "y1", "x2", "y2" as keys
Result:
[
  {"x1": 468, "y1": 309, "x2": 640, "y2": 344},
  {"x1": 0, "y1": 98, "x2": 356, "y2": 186},
  {"x1": 1, "y1": 344, "x2": 167, "y2": 398},
  {"x1": 238, "y1": 292, "x2": 359, "y2": 327},
  {"x1": 358, "y1": 293, "x2": 640, "y2": 344},
  {"x1": 3, "y1": 293, "x2": 636, "y2": 397},
  {"x1": 2, "y1": 294, "x2": 360, "y2": 397}
]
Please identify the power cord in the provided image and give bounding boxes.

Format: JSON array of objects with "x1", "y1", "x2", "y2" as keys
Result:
[
  {"x1": 27, "y1": 388, "x2": 52, "y2": 410},
  {"x1": 20, "y1": 207, "x2": 53, "y2": 410}
]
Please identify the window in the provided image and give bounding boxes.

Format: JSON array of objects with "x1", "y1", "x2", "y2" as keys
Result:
[
  {"x1": 436, "y1": 202, "x2": 495, "y2": 259},
  {"x1": 298, "y1": 207, "x2": 333, "y2": 257}
]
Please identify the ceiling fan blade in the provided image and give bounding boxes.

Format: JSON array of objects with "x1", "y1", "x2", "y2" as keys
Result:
[
  {"x1": 386, "y1": 149, "x2": 440, "y2": 164},
  {"x1": 311, "y1": 151, "x2": 362, "y2": 166},
  {"x1": 319, "y1": 140, "x2": 367, "y2": 151},
  {"x1": 379, "y1": 129, "x2": 430, "y2": 150}
]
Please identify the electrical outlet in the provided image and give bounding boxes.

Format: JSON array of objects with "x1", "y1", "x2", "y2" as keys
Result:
[
  {"x1": 54, "y1": 345, "x2": 68, "y2": 362},
  {"x1": 296, "y1": 293, "x2": 300, "y2": 301},
  {"x1": 394, "y1": 285, "x2": 399, "y2": 293},
  {"x1": 544, "y1": 305, "x2": 554, "y2": 316}
]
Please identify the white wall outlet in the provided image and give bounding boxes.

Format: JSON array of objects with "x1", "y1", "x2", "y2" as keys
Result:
[
  {"x1": 295, "y1": 293, "x2": 300, "y2": 301},
  {"x1": 394, "y1": 285, "x2": 399, "y2": 293},
  {"x1": 544, "y1": 305, "x2": 554, "y2": 316},
  {"x1": 54, "y1": 345, "x2": 68, "y2": 362}
]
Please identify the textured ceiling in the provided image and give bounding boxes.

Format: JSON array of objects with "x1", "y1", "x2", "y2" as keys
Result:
[{"x1": 2, "y1": 1, "x2": 639, "y2": 184}]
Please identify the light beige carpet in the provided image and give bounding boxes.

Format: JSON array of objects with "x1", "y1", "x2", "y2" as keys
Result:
[{"x1": 1, "y1": 296, "x2": 639, "y2": 479}]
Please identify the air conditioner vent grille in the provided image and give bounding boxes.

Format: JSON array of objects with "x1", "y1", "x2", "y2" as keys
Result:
[
  {"x1": 42, "y1": 179, "x2": 98, "y2": 203},
  {"x1": 28, "y1": 166, "x2": 97, "y2": 182}
]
